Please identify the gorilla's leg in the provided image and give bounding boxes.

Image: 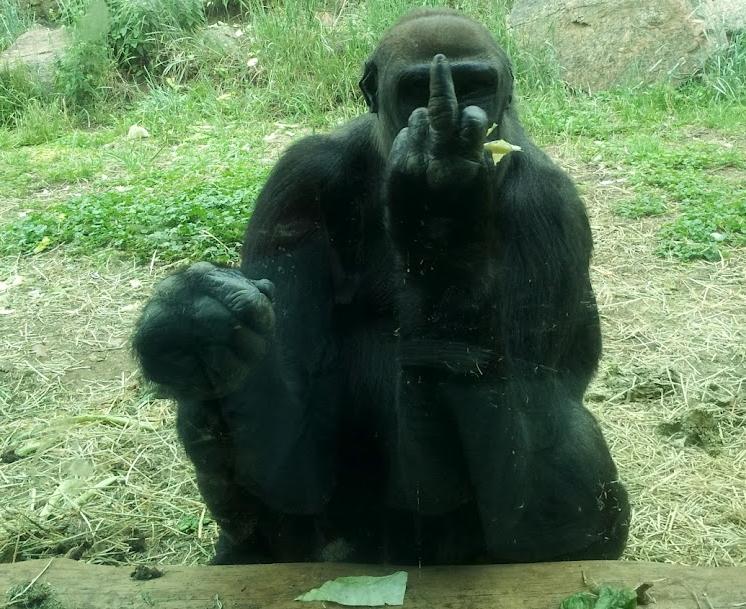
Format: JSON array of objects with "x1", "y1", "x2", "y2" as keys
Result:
[{"x1": 445, "y1": 380, "x2": 630, "y2": 562}]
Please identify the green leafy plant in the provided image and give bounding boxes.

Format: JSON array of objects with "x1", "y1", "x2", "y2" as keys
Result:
[
  {"x1": 613, "y1": 194, "x2": 668, "y2": 219},
  {"x1": 1, "y1": 166, "x2": 269, "y2": 262},
  {"x1": 590, "y1": 135, "x2": 745, "y2": 260},
  {"x1": 0, "y1": 0, "x2": 30, "y2": 52},
  {"x1": 0, "y1": 67, "x2": 48, "y2": 126},
  {"x1": 107, "y1": 0, "x2": 205, "y2": 73},
  {"x1": 55, "y1": 40, "x2": 115, "y2": 109}
]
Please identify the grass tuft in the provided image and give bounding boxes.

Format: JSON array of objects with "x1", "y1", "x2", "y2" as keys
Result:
[
  {"x1": 614, "y1": 194, "x2": 668, "y2": 220},
  {"x1": 0, "y1": 0, "x2": 29, "y2": 52},
  {"x1": 699, "y1": 30, "x2": 746, "y2": 100},
  {"x1": 1, "y1": 161, "x2": 269, "y2": 262},
  {"x1": 583, "y1": 134, "x2": 745, "y2": 260}
]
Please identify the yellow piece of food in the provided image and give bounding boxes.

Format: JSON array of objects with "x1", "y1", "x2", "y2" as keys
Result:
[{"x1": 484, "y1": 139, "x2": 522, "y2": 164}]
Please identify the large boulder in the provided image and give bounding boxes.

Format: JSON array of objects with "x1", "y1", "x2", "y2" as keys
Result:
[
  {"x1": 705, "y1": 0, "x2": 746, "y2": 35},
  {"x1": 0, "y1": 26, "x2": 70, "y2": 85},
  {"x1": 508, "y1": 0, "x2": 728, "y2": 92}
]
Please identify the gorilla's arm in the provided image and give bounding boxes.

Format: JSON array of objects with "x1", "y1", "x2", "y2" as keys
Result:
[
  {"x1": 133, "y1": 137, "x2": 358, "y2": 521},
  {"x1": 384, "y1": 56, "x2": 598, "y2": 374},
  {"x1": 384, "y1": 56, "x2": 626, "y2": 560}
]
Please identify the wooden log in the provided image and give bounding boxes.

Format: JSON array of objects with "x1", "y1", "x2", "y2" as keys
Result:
[{"x1": 1, "y1": 558, "x2": 745, "y2": 609}]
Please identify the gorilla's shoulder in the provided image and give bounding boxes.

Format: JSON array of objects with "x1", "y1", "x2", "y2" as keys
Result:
[
  {"x1": 328, "y1": 114, "x2": 378, "y2": 149},
  {"x1": 272, "y1": 115, "x2": 379, "y2": 187}
]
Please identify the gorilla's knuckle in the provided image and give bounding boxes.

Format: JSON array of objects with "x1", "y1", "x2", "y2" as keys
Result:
[
  {"x1": 188, "y1": 261, "x2": 215, "y2": 276},
  {"x1": 253, "y1": 279, "x2": 275, "y2": 300}
]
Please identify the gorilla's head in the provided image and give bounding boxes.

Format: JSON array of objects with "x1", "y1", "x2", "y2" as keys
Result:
[{"x1": 359, "y1": 9, "x2": 514, "y2": 151}]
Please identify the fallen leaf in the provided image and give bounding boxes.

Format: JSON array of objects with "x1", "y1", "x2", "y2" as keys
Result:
[
  {"x1": 33, "y1": 236, "x2": 52, "y2": 254},
  {"x1": 31, "y1": 344, "x2": 49, "y2": 358},
  {"x1": 634, "y1": 582, "x2": 655, "y2": 605},
  {"x1": 559, "y1": 592, "x2": 596, "y2": 609},
  {"x1": 559, "y1": 585, "x2": 637, "y2": 609},
  {"x1": 295, "y1": 571, "x2": 407, "y2": 607}
]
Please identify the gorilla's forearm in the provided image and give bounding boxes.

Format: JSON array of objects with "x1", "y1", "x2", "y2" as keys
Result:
[
  {"x1": 385, "y1": 168, "x2": 496, "y2": 279},
  {"x1": 384, "y1": 154, "x2": 500, "y2": 354}
]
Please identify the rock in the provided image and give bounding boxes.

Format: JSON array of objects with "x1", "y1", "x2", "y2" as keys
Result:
[
  {"x1": 202, "y1": 23, "x2": 245, "y2": 51},
  {"x1": 0, "y1": 26, "x2": 69, "y2": 85},
  {"x1": 657, "y1": 408, "x2": 721, "y2": 454},
  {"x1": 508, "y1": 0, "x2": 728, "y2": 92},
  {"x1": 705, "y1": 0, "x2": 746, "y2": 34}
]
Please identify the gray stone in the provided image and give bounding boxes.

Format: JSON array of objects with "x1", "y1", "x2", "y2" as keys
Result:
[
  {"x1": 705, "y1": 0, "x2": 746, "y2": 34},
  {"x1": 0, "y1": 26, "x2": 70, "y2": 85},
  {"x1": 508, "y1": 0, "x2": 728, "y2": 92}
]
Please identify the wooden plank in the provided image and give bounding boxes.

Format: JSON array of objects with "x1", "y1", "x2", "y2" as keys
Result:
[{"x1": 1, "y1": 558, "x2": 745, "y2": 609}]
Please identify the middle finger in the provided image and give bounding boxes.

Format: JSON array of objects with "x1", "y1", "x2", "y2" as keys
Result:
[{"x1": 428, "y1": 54, "x2": 458, "y2": 137}]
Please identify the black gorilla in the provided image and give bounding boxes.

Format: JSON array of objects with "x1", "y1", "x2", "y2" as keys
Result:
[{"x1": 134, "y1": 8, "x2": 630, "y2": 565}]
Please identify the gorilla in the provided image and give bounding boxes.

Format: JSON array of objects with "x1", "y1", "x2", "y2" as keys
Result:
[{"x1": 133, "y1": 8, "x2": 630, "y2": 565}]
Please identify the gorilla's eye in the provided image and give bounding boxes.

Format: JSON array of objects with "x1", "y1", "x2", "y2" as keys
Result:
[
  {"x1": 397, "y1": 72, "x2": 430, "y2": 118},
  {"x1": 453, "y1": 68, "x2": 498, "y2": 102},
  {"x1": 396, "y1": 65, "x2": 498, "y2": 122}
]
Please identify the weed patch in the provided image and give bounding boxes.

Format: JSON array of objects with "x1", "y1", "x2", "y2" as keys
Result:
[
  {"x1": 594, "y1": 135, "x2": 745, "y2": 260},
  {"x1": 1, "y1": 162, "x2": 269, "y2": 262}
]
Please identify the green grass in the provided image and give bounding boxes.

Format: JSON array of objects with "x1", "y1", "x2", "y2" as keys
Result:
[
  {"x1": 0, "y1": 67, "x2": 51, "y2": 127},
  {"x1": 0, "y1": 0, "x2": 744, "y2": 263},
  {"x1": 613, "y1": 194, "x2": 668, "y2": 220},
  {"x1": 1, "y1": 153, "x2": 269, "y2": 262},
  {"x1": 0, "y1": 0, "x2": 29, "y2": 52},
  {"x1": 589, "y1": 135, "x2": 745, "y2": 260}
]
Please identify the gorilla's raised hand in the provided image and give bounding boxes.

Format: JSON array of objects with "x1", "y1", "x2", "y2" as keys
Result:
[
  {"x1": 385, "y1": 54, "x2": 492, "y2": 267},
  {"x1": 388, "y1": 54, "x2": 490, "y2": 191},
  {"x1": 133, "y1": 262, "x2": 275, "y2": 399}
]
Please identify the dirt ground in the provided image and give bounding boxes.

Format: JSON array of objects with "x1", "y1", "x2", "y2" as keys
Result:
[{"x1": 0, "y1": 154, "x2": 744, "y2": 567}]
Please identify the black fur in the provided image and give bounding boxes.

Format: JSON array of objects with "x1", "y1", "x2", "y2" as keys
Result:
[{"x1": 133, "y1": 8, "x2": 629, "y2": 565}]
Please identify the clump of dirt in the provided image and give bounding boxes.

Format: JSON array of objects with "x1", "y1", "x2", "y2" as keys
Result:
[
  {"x1": 126, "y1": 527, "x2": 147, "y2": 554},
  {"x1": 1, "y1": 449, "x2": 22, "y2": 463},
  {"x1": 657, "y1": 408, "x2": 721, "y2": 454},
  {"x1": 588, "y1": 365, "x2": 681, "y2": 403},
  {"x1": 5, "y1": 582, "x2": 64, "y2": 609},
  {"x1": 725, "y1": 508, "x2": 746, "y2": 526},
  {"x1": 626, "y1": 369, "x2": 680, "y2": 401},
  {"x1": 702, "y1": 381, "x2": 741, "y2": 409},
  {"x1": 130, "y1": 565, "x2": 164, "y2": 581},
  {"x1": 626, "y1": 378, "x2": 678, "y2": 402}
]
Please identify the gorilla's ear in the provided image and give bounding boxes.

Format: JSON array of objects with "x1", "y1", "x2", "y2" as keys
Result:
[{"x1": 359, "y1": 60, "x2": 378, "y2": 113}]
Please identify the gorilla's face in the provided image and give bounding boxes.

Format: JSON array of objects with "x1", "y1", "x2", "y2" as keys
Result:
[
  {"x1": 393, "y1": 60, "x2": 501, "y2": 128},
  {"x1": 359, "y1": 11, "x2": 514, "y2": 151}
]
